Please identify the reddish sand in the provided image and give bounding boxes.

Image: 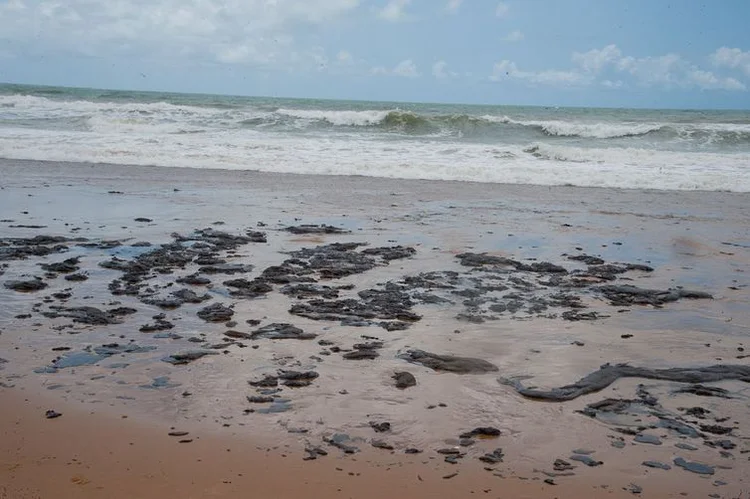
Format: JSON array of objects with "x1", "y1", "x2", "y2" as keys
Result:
[
  {"x1": 4, "y1": 387, "x2": 743, "y2": 499},
  {"x1": 0, "y1": 388, "x2": 613, "y2": 499}
]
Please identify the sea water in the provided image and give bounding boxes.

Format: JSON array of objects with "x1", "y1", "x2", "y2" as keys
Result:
[{"x1": 1, "y1": 83, "x2": 749, "y2": 191}]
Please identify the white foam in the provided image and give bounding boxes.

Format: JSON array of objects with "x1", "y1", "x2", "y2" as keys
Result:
[
  {"x1": 479, "y1": 114, "x2": 514, "y2": 124},
  {"x1": 537, "y1": 121, "x2": 664, "y2": 138},
  {"x1": 481, "y1": 114, "x2": 664, "y2": 138},
  {"x1": 275, "y1": 108, "x2": 392, "y2": 126},
  {"x1": 1, "y1": 126, "x2": 749, "y2": 192},
  {"x1": 2, "y1": 93, "x2": 750, "y2": 191},
  {"x1": 0, "y1": 94, "x2": 219, "y2": 119},
  {"x1": 700, "y1": 123, "x2": 750, "y2": 132},
  {"x1": 0, "y1": 94, "x2": 276, "y2": 136}
]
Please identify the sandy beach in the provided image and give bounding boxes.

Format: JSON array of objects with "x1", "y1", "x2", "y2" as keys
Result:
[{"x1": 1, "y1": 158, "x2": 749, "y2": 498}]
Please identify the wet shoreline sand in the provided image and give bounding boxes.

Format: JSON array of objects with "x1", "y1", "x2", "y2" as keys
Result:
[{"x1": 1, "y1": 158, "x2": 749, "y2": 498}]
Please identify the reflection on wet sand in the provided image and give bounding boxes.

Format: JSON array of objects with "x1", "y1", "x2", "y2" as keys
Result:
[{"x1": 1, "y1": 159, "x2": 749, "y2": 498}]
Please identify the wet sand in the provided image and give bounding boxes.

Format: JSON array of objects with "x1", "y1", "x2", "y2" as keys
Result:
[
  {"x1": 1, "y1": 159, "x2": 749, "y2": 498},
  {"x1": 1, "y1": 387, "x2": 721, "y2": 499}
]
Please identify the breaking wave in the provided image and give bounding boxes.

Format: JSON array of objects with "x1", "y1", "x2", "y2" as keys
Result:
[
  {"x1": 485, "y1": 115, "x2": 666, "y2": 138},
  {"x1": 3, "y1": 94, "x2": 750, "y2": 143},
  {"x1": 259, "y1": 107, "x2": 750, "y2": 142},
  {"x1": 2, "y1": 86, "x2": 750, "y2": 192},
  {"x1": 270, "y1": 108, "x2": 666, "y2": 138}
]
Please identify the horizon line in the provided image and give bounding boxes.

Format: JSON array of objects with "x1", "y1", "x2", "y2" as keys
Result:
[{"x1": 2, "y1": 80, "x2": 749, "y2": 113}]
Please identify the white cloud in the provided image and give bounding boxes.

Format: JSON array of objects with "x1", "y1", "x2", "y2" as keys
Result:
[
  {"x1": 688, "y1": 70, "x2": 746, "y2": 91},
  {"x1": 489, "y1": 60, "x2": 517, "y2": 80},
  {"x1": 711, "y1": 47, "x2": 750, "y2": 77},
  {"x1": 495, "y1": 2, "x2": 509, "y2": 18},
  {"x1": 217, "y1": 45, "x2": 258, "y2": 64},
  {"x1": 572, "y1": 44, "x2": 622, "y2": 73},
  {"x1": 530, "y1": 69, "x2": 586, "y2": 85},
  {"x1": 490, "y1": 60, "x2": 587, "y2": 86},
  {"x1": 0, "y1": 0, "x2": 360, "y2": 67},
  {"x1": 491, "y1": 44, "x2": 747, "y2": 91},
  {"x1": 616, "y1": 53, "x2": 684, "y2": 85},
  {"x1": 337, "y1": 50, "x2": 353, "y2": 64},
  {"x1": 393, "y1": 59, "x2": 420, "y2": 78},
  {"x1": 369, "y1": 59, "x2": 421, "y2": 78},
  {"x1": 378, "y1": 0, "x2": 410, "y2": 21},
  {"x1": 432, "y1": 60, "x2": 448, "y2": 79},
  {"x1": 502, "y1": 30, "x2": 524, "y2": 42},
  {"x1": 432, "y1": 60, "x2": 459, "y2": 79},
  {"x1": 613, "y1": 52, "x2": 744, "y2": 90},
  {"x1": 446, "y1": 0, "x2": 462, "y2": 13}
]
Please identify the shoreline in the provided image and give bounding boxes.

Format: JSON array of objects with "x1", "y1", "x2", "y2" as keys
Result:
[
  {"x1": 1, "y1": 158, "x2": 749, "y2": 498},
  {"x1": 1, "y1": 157, "x2": 748, "y2": 195}
]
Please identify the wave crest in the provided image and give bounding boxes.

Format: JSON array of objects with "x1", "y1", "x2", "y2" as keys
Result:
[
  {"x1": 482, "y1": 115, "x2": 665, "y2": 138},
  {"x1": 273, "y1": 109, "x2": 670, "y2": 139},
  {"x1": 3, "y1": 91, "x2": 750, "y2": 153},
  {"x1": 273, "y1": 108, "x2": 435, "y2": 131},
  {"x1": 275, "y1": 108, "x2": 391, "y2": 126}
]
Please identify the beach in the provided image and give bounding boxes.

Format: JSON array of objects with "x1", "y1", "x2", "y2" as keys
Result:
[{"x1": 1, "y1": 158, "x2": 749, "y2": 498}]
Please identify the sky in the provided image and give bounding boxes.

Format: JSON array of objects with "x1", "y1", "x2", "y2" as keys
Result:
[{"x1": 1, "y1": 0, "x2": 750, "y2": 109}]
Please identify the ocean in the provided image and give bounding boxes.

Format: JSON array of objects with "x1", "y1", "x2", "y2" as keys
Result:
[{"x1": 1, "y1": 83, "x2": 749, "y2": 191}]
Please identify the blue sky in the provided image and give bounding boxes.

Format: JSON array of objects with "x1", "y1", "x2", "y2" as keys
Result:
[{"x1": 1, "y1": 0, "x2": 750, "y2": 108}]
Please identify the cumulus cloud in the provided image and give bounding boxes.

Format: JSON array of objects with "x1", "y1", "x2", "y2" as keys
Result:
[
  {"x1": 378, "y1": 0, "x2": 410, "y2": 21},
  {"x1": 370, "y1": 59, "x2": 420, "y2": 78},
  {"x1": 432, "y1": 60, "x2": 448, "y2": 79},
  {"x1": 0, "y1": 0, "x2": 360, "y2": 67},
  {"x1": 502, "y1": 30, "x2": 524, "y2": 42},
  {"x1": 711, "y1": 47, "x2": 750, "y2": 77},
  {"x1": 616, "y1": 53, "x2": 684, "y2": 85},
  {"x1": 572, "y1": 44, "x2": 622, "y2": 73},
  {"x1": 489, "y1": 60, "x2": 515, "y2": 80},
  {"x1": 491, "y1": 44, "x2": 747, "y2": 91},
  {"x1": 687, "y1": 70, "x2": 745, "y2": 91},
  {"x1": 611, "y1": 51, "x2": 744, "y2": 90},
  {"x1": 393, "y1": 59, "x2": 420, "y2": 78},
  {"x1": 432, "y1": 60, "x2": 458, "y2": 79},
  {"x1": 337, "y1": 50, "x2": 353, "y2": 64},
  {"x1": 495, "y1": 2, "x2": 509, "y2": 18}
]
